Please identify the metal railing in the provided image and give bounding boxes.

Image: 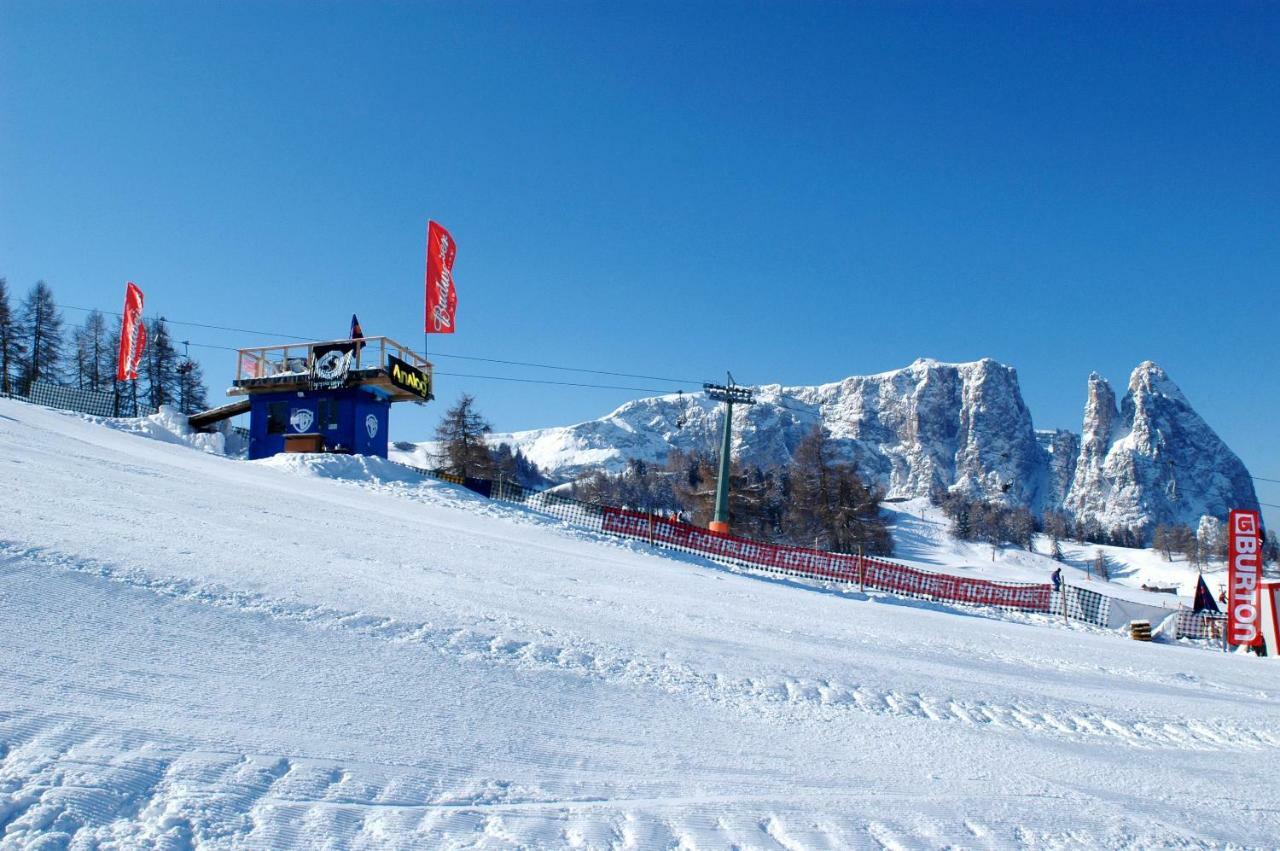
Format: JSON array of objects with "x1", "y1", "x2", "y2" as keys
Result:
[{"x1": 234, "y1": 336, "x2": 430, "y2": 383}]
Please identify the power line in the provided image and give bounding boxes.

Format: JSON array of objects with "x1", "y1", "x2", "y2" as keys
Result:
[
  {"x1": 47, "y1": 306, "x2": 1280, "y2": 489},
  {"x1": 429, "y1": 352, "x2": 707, "y2": 386},
  {"x1": 59, "y1": 318, "x2": 682, "y2": 394},
  {"x1": 62, "y1": 304, "x2": 313, "y2": 342},
  {"x1": 60, "y1": 304, "x2": 711, "y2": 385},
  {"x1": 433, "y1": 371, "x2": 679, "y2": 395}
]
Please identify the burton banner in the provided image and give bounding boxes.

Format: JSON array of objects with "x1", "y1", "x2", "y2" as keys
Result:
[
  {"x1": 425, "y1": 220, "x2": 457, "y2": 334},
  {"x1": 1227, "y1": 509, "x2": 1263, "y2": 647},
  {"x1": 116, "y1": 282, "x2": 147, "y2": 381}
]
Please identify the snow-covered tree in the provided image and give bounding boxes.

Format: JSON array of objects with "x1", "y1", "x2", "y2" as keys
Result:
[{"x1": 1195, "y1": 515, "x2": 1226, "y2": 564}]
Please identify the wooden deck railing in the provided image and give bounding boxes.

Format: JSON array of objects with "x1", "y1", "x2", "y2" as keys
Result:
[{"x1": 234, "y1": 337, "x2": 430, "y2": 383}]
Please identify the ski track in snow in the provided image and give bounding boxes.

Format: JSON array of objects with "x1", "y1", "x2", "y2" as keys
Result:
[
  {"x1": 6, "y1": 542, "x2": 1275, "y2": 757},
  {"x1": 2, "y1": 400, "x2": 1280, "y2": 849}
]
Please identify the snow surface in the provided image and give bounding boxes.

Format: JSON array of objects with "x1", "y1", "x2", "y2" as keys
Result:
[
  {"x1": 2, "y1": 398, "x2": 1280, "y2": 849},
  {"x1": 883, "y1": 499, "x2": 1224, "y2": 605}
]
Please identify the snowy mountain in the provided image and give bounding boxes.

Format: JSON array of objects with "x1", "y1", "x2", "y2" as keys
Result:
[
  {"x1": 471, "y1": 358, "x2": 1258, "y2": 532},
  {"x1": 3, "y1": 398, "x2": 1280, "y2": 848}
]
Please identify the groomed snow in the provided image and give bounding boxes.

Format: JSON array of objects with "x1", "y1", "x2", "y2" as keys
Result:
[{"x1": 2, "y1": 398, "x2": 1279, "y2": 849}]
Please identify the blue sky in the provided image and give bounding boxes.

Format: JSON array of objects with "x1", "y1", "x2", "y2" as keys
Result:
[{"x1": 2, "y1": 2, "x2": 1277, "y2": 519}]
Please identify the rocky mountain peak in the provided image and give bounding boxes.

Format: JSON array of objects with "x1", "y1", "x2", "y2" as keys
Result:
[
  {"x1": 461, "y1": 358, "x2": 1257, "y2": 537},
  {"x1": 1066, "y1": 361, "x2": 1257, "y2": 532}
]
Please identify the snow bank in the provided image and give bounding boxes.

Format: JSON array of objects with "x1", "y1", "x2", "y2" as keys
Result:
[{"x1": 96, "y1": 404, "x2": 228, "y2": 455}]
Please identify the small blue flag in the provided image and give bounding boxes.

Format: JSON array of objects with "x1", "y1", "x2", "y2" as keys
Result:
[
  {"x1": 1193, "y1": 574, "x2": 1220, "y2": 614},
  {"x1": 350, "y1": 314, "x2": 365, "y2": 352}
]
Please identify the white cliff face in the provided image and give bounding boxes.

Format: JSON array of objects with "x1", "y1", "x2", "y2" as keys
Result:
[
  {"x1": 457, "y1": 358, "x2": 1258, "y2": 532},
  {"x1": 1037, "y1": 429, "x2": 1079, "y2": 510},
  {"x1": 1065, "y1": 361, "x2": 1258, "y2": 531},
  {"x1": 1063, "y1": 374, "x2": 1120, "y2": 521},
  {"x1": 483, "y1": 359, "x2": 1045, "y2": 505}
]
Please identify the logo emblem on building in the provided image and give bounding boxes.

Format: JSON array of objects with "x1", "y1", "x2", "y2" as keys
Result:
[
  {"x1": 365, "y1": 414, "x2": 378, "y2": 439},
  {"x1": 290, "y1": 409, "x2": 315, "y2": 432},
  {"x1": 313, "y1": 349, "x2": 352, "y2": 382}
]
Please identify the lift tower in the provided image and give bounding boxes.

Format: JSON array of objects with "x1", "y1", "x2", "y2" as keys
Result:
[{"x1": 703, "y1": 374, "x2": 755, "y2": 535}]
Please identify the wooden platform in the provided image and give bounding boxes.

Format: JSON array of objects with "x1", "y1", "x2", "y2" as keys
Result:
[
  {"x1": 188, "y1": 399, "x2": 251, "y2": 430},
  {"x1": 227, "y1": 336, "x2": 433, "y2": 404}
]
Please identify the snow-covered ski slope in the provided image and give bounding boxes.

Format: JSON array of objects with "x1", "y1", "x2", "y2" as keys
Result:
[{"x1": 2, "y1": 399, "x2": 1278, "y2": 849}]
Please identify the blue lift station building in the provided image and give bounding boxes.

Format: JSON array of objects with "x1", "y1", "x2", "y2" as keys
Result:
[{"x1": 217, "y1": 336, "x2": 433, "y2": 461}]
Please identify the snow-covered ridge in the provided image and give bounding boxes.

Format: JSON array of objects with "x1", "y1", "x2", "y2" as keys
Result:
[{"x1": 437, "y1": 358, "x2": 1257, "y2": 531}]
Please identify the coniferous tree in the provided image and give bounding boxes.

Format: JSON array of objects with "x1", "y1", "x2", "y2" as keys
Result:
[
  {"x1": 0, "y1": 278, "x2": 18, "y2": 393},
  {"x1": 1042, "y1": 510, "x2": 1070, "y2": 545},
  {"x1": 102, "y1": 323, "x2": 142, "y2": 416},
  {"x1": 1005, "y1": 507, "x2": 1036, "y2": 551},
  {"x1": 489, "y1": 443, "x2": 546, "y2": 489},
  {"x1": 72, "y1": 310, "x2": 111, "y2": 392},
  {"x1": 143, "y1": 317, "x2": 180, "y2": 409},
  {"x1": 434, "y1": 393, "x2": 498, "y2": 479},
  {"x1": 669, "y1": 449, "x2": 720, "y2": 527},
  {"x1": 15, "y1": 281, "x2": 64, "y2": 389},
  {"x1": 785, "y1": 426, "x2": 891, "y2": 555},
  {"x1": 176, "y1": 357, "x2": 209, "y2": 414},
  {"x1": 1092, "y1": 549, "x2": 1111, "y2": 581},
  {"x1": 1152, "y1": 525, "x2": 1172, "y2": 561}
]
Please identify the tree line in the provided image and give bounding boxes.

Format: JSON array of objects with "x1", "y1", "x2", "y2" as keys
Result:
[
  {"x1": 432, "y1": 394, "x2": 894, "y2": 555},
  {"x1": 0, "y1": 278, "x2": 209, "y2": 414},
  {"x1": 937, "y1": 488, "x2": 1279, "y2": 570},
  {"x1": 432, "y1": 393, "x2": 547, "y2": 487},
  {"x1": 575, "y1": 426, "x2": 894, "y2": 555}
]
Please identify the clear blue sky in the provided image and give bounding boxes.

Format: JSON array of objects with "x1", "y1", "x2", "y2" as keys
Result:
[{"x1": 2, "y1": 2, "x2": 1277, "y2": 519}]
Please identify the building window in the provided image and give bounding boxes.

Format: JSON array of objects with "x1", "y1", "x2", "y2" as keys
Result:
[
  {"x1": 318, "y1": 398, "x2": 339, "y2": 431},
  {"x1": 267, "y1": 401, "x2": 288, "y2": 434}
]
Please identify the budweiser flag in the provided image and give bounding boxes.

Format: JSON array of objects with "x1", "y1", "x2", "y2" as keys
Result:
[
  {"x1": 424, "y1": 220, "x2": 457, "y2": 334},
  {"x1": 1227, "y1": 509, "x2": 1263, "y2": 646},
  {"x1": 116, "y1": 282, "x2": 147, "y2": 381}
]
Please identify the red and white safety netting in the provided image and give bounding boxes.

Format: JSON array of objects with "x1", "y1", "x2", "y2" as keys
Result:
[{"x1": 602, "y1": 507, "x2": 1052, "y2": 612}]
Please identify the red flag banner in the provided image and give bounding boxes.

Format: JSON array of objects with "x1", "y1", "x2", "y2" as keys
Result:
[
  {"x1": 1227, "y1": 509, "x2": 1263, "y2": 646},
  {"x1": 116, "y1": 282, "x2": 147, "y2": 381},
  {"x1": 424, "y1": 220, "x2": 457, "y2": 334}
]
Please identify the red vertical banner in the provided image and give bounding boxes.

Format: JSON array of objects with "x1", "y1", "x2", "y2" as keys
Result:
[
  {"x1": 116, "y1": 282, "x2": 147, "y2": 380},
  {"x1": 1227, "y1": 509, "x2": 1263, "y2": 647},
  {"x1": 424, "y1": 220, "x2": 457, "y2": 333}
]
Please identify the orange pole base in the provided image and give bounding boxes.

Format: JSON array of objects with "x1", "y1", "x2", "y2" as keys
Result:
[{"x1": 708, "y1": 520, "x2": 730, "y2": 535}]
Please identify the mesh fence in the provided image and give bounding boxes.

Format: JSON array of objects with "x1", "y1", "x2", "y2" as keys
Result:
[
  {"x1": 1175, "y1": 610, "x2": 1226, "y2": 641},
  {"x1": 402, "y1": 463, "x2": 1231, "y2": 634},
  {"x1": 1, "y1": 381, "x2": 155, "y2": 419},
  {"x1": 1048, "y1": 584, "x2": 1111, "y2": 627},
  {"x1": 398, "y1": 463, "x2": 1055, "y2": 616}
]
